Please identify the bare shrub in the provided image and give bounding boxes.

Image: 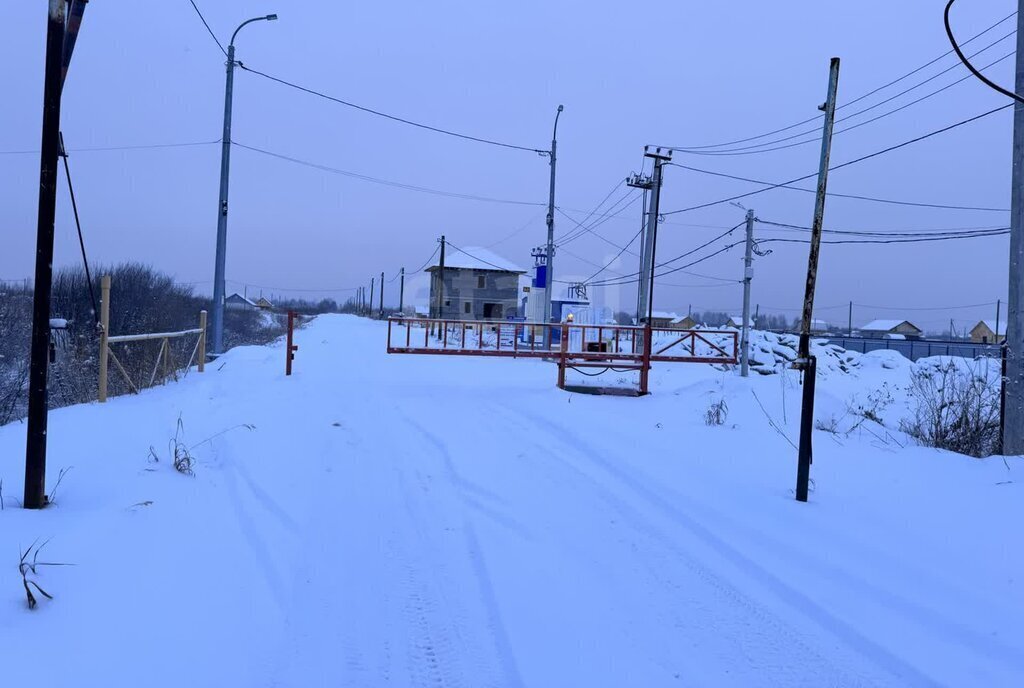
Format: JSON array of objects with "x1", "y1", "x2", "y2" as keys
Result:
[
  {"x1": 704, "y1": 399, "x2": 729, "y2": 426},
  {"x1": 815, "y1": 415, "x2": 839, "y2": 434},
  {"x1": 900, "y1": 359, "x2": 1001, "y2": 458}
]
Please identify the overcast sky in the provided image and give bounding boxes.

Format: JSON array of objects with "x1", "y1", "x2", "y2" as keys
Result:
[{"x1": 1, "y1": 1, "x2": 1017, "y2": 332}]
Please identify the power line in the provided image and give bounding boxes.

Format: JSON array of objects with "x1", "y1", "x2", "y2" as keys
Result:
[
  {"x1": 756, "y1": 218, "x2": 1010, "y2": 237},
  {"x1": 589, "y1": 240, "x2": 746, "y2": 288},
  {"x1": 554, "y1": 179, "x2": 626, "y2": 243},
  {"x1": 407, "y1": 245, "x2": 441, "y2": 275},
  {"x1": 486, "y1": 211, "x2": 546, "y2": 248},
  {"x1": 233, "y1": 141, "x2": 546, "y2": 207},
  {"x1": 670, "y1": 163, "x2": 1009, "y2": 212},
  {"x1": 759, "y1": 230, "x2": 1009, "y2": 245},
  {"x1": 237, "y1": 64, "x2": 546, "y2": 154},
  {"x1": 587, "y1": 221, "x2": 744, "y2": 286},
  {"x1": 186, "y1": 0, "x2": 227, "y2": 56},
  {"x1": 670, "y1": 10, "x2": 1016, "y2": 150},
  {"x1": 663, "y1": 103, "x2": 1014, "y2": 215},
  {"x1": 0, "y1": 140, "x2": 221, "y2": 155},
  {"x1": 676, "y1": 36, "x2": 1015, "y2": 156},
  {"x1": 556, "y1": 189, "x2": 640, "y2": 246},
  {"x1": 581, "y1": 226, "x2": 644, "y2": 284}
]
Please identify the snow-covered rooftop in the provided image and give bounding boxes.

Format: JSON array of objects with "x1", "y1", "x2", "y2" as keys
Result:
[
  {"x1": 650, "y1": 310, "x2": 680, "y2": 320},
  {"x1": 976, "y1": 319, "x2": 1007, "y2": 336},
  {"x1": 861, "y1": 319, "x2": 919, "y2": 332},
  {"x1": 428, "y1": 246, "x2": 525, "y2": 273}
]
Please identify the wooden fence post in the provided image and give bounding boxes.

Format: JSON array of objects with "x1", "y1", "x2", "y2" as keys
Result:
[
  {"x1": 198, "y1": 310, "x2": 207, "y2": 372},
  {"x1": 98, "y1": 275, "x2": 110, "y2": 402}
]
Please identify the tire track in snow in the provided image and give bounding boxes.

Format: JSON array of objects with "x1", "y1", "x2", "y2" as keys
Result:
[
  {"x1": 397, "y1": 413, "x2": 527, "y2": 688},
  {"x1": 495, "y1": 403, "x2": 940, "y2": 687}
]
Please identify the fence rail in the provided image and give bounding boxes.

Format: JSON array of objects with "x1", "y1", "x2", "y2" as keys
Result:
[{"x1": 98, "y1": 275, "x2": 207, "y2": 402}]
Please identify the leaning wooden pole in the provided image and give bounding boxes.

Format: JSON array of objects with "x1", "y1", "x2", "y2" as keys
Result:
[
  {"x1": 198, "y1": 309, "x2": 207, "y2": 373},
  {"x1": 98, "y1": 274, "x2": 110, "y2": 402}
]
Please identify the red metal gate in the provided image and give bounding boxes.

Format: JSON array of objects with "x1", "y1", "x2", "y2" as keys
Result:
[{"x1": 386, "y1": 318, "x2": 737, "y2": 395}]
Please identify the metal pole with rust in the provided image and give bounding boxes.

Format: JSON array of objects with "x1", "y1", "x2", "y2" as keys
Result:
[{"x1": 796, "y1": 57, "x2": 840, "y2": 504}]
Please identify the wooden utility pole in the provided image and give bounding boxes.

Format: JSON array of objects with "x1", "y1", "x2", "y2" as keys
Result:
[
  {"x1": 848, "y1": 301, "x2": 853, "y2": 337},
  {"x1": 795, "y1": 57, "x2": 840, "y2": 504},
  {"x1": 379, "y1": 271, "x2": 384, "y2": 319},
  {"x1": 98, "y1": 275, "x2": 110, "y2": 402},
  {"x1": 24, "y1": 1, "x2": 69, "y2": 509}
]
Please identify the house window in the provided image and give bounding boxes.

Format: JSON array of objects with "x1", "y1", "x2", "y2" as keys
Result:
[
  {"x1": 444, "y1": 300, "x2": 451, "y2": 307},
  {"x1": 477, "y1": 275, "x2": 486, "y2": 289},
  {"x1": 464, "y1": 302, "x2": 472, "y2": 314}
]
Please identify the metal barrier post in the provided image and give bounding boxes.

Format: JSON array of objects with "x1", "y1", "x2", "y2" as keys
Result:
[
  {"x1": 285, "y1": 310, "x2": 298, "y2": 375},
  {"x1": 639, "y1": 323, "x2": 653, "y2": 395}
]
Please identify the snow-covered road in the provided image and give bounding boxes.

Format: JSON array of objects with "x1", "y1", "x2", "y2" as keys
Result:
[{"x1": 2, "y1": 315, "x2": 1021, "y2": 686}]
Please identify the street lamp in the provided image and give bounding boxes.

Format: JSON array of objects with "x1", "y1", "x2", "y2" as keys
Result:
[
  {"x1": 542, "y1": 104, "x2": 563, "y2": 351},
  {"x1": 210, "y1": 13, "x2": 278, "y2": 356}
]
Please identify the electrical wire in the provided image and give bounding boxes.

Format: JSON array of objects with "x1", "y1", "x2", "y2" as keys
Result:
[
  {"x1": 58, "y1": 133, "x2": 98, "y2": 325},
  {"x1": 669, "y1": 163, "x2": 1009, "y2": 212},
  {"x1": 442, "y1": 241, "x2": 523, "y2": 273},
  {"x1": 662, "y1": 103, "x2": 1014, "y2": 215},
  {"x1": 407, "y1": 245, "x2": 442, "y2": 275},
  {"x1": 586, "y1": 221, "x2": 745, "y2": 286},
  {"x1": 233, "y1": 141, "x2": 546, "y2": 207},
  {"x1": 556, "y1": 189, "x2": 641, "y2": 247},
  {"x1": 580, "y1": 225, "x2": 645, "y2": 284},
  {"x1": 0, "y1": 140, "x2": 221, "y2": 155},
  {"x1": 670, "y1": 10, "x2": 1016, "y2": 150},
  {"x1": 759, "y1": 231, "x2": 1009, "y2": 245},
  {"x1": 946, "y1": 0, "x2": 1024, "y2": 104},
  {"x1": 554, "y1": 179, "x2": 626, "y2": 243},
  {"x1": 186, "y1": 0, "x2": 227, "y2": 56},
  {"x1": 237, "y1": 64, "x2": 546, "y2": 154},
  {"x1": 755, "y1": 218, "x2": 1009, "y2": 237},
  {"x1": 589, "y1": 241, "x2": 746, "y2": 288},
  {"x1": 675, "y1": 37, "x2": 1016, "y2": 156}
]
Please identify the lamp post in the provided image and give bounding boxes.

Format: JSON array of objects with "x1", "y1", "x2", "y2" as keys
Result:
[
  {"x1": 542, "y1": 104, "x2": 564, "y2": 350},
  {"x1": 210, "y1": 13, "x2": 278, "y2": 356}
]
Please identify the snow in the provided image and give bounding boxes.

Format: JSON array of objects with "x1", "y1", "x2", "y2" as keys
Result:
[
  {"x1": 427, "y1": 246, "x2": 526, "y2": 273},
  {"x1": 1, "y1": 314, "x2": 1021, "y2": 687}
]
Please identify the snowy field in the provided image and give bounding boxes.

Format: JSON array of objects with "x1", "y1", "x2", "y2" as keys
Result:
[{"x1": 0, "y1": 314, "x2": 1021, "y2": 687}]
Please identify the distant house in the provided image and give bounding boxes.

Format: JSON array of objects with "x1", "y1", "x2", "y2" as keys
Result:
[
  {"x1": 970, "y1": 320, "x2": 1006, "y2": 344},
  {"x1": 860, "y1": 319, "x2": 923, "y2": 340},
  {"x1": 225, "y1": 293, "x2": 256, "y2": 311},
  {"x1": 648, "y1": 311, "x2": 681, "y2": 328},
  {"x1": 254, "y1": 296, "x2": 274, "y2": 310},
  {"x1": 670, "y1": 315, "x2": 698, "y2": 330},
  {"x1": 427, "y1": 246, "x2": 526, "y2": 320},
  {"x1": 808, "y1": 318, "x2": 830, "y2": 334},
  {"x1": 724, "y1": 315, "x2": 754, "y2": 329}
]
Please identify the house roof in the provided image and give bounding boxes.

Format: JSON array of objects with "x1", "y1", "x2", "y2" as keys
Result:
[
  {"x1": 226, "y1": 293, "x2": 256, "y2": 306},
  {"x1": 861, "y1": 319, "x2": 921, "y2": 333},
  {"x1": 809, "y1": 318, "x2": 830, "y2": 329},
  {"x1": 670, "y1": 315, "x2": 696, "y2": 324},
  {"x1": 650, "y1": 310, "x2": 680, "y2": 320},
  {"x1": 728, "y1": 316, "x2": 755, "y2": 327},
  {"x1": 973, "y1": 319, "x2": 1007, "y2": 336},
  {"x1": 427, "y1": 246, "x2": 525, "y2": 273}
]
